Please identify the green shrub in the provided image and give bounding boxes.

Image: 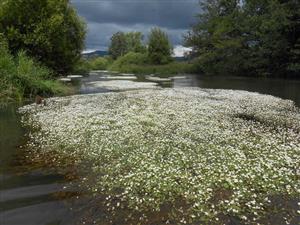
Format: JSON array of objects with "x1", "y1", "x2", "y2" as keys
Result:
[
  {"x1": 72, "y1": 58, "x2": 91, "y2": 75},
  {"x1": 0, "y1": 0, "x2": 86, "y2": 74},
  {"x1": 109, "y1": 52, "x2": 195, "y2": 75},
  {"x1": 89, "y1": 57, "x2": 111, "y2": 70},
  {"x1": 0, "y1": 42, "x2": 68, "y2": 102},
  {"x1": 109, "y1": 52, "x2": 148, "y2": 71},
  {"x1": 148, "y1": 28, "x2": 173, "y2": 65},
  {"x1": 73, "y1": 56, "x2": 112, "y2": 75}
]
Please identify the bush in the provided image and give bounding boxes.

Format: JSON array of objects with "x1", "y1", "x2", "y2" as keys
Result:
[
  {"x1": 72, "y1": 58, "x2": 91, "y2": 75},
  {"x1": 108, "y1": 51, "x2": 195, "y2": 75},
  {"x1": 72, "y1": 57, "x2": 112, "y2": 75},
  {"x1": 148, "y1": 28, "x2": 173, "y2": 65},
  {"x1": 108, "y1": 52, "x2": 148, "y2": 71},
  {"x1": 0, "y1": 0, "x2": 86, "y2": 74},
  {"x1": 126, "y1": 62, "x2": 196, "y2": 75},
  {"x1": 89, "y1": 57, "x2": 111, "y2": 70},
  {"x1": 0, "y1": 42, "x2": 68, "y2": 102},
  {"x1": 109, "y1": 52, "x2": 195, "y2": 75}
]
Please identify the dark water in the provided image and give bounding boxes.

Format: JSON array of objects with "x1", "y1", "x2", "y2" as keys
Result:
[
  {"x1": 0, "y1": 104, "x2": 75, "y2": 225},
  {"x1": 1, "y1": 72, "x2": 300, "y2": 225},
  {"x1": 173, "y1": 75, "x2": 300, "y2": 107},
  {"x1": 80, "y1": 73, "x2": 300, "y2": 106}
]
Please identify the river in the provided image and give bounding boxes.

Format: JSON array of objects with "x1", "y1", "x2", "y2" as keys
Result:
[{"x1": 1, "y1": 72, "x2": 300, "y2": 225}]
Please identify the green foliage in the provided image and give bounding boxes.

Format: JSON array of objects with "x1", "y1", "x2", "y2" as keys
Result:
[
  {"x1": 108, "y1": 31, "x2": 146, "y2": 59},
  {"x1": 108, "y1": 32, "x2": 128, "y2": 59},
  {"x1": 0, "y1": 41, "x2": 67, "y2": 102},
  {"x1": 89, "y1": 57, "x2": 111, "y2": 70},
  {"x1": 125, "y1": 32, "x2": 147, "y2": 53},
  {"x1": 109, "y1": 52, "x2": 195, "y2": 75},
  {"x1": 185, "y1": 0, "x2": 300, "y2": 77},
  {"x1": 0, "y1": 33, "x2": 8, "y2": 50},
  {"x1": 109, "y1": 52, "x2": 148, "y2": 71},
  {"x1": 123, "y1": 62, "x2": 196, "y2": 75},
  {"x1": 73, "y1": 56, "x2": 112, "y2": 74},
  {"x1": 0, "y1": 0, "x2": 86, "y2": 75},
  {"x1": 148, "y1": 28, "x2": 173, "y2": 65},
  {"x1": 108, "y1": 29, "x2": 173, "y2": 65},
  {"x1": 72, "y1": 58, "x2": 91, "y2": 75}
]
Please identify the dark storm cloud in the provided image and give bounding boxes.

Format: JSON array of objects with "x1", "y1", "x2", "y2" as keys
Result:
[{"x1": 71, "y1": 0, "x2": 200, "y2": 50}]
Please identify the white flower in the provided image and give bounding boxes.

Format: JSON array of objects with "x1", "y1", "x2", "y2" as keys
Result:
[{"x1": 19, "y1": 88, "x2": 300, "y2": 223}]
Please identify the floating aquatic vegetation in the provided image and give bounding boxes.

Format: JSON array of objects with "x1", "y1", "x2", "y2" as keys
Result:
[
  {"x1": 83, "y1": 80, "x2": 158, "y2": 91},
  {"x1": 58, "y1": 78, "x2": 72, "y2": 82},
  {"x1": 90, "y1": 70, "x2": 109, "y2": 73},
  {"x1": 119, "y1": 73, "x2": 135, "y2": 76},
  {"x1": 67, "y1": 75, "x2": 83, "y2": 79},
  {"x1": 172, "y1": 76, "x2": 187, "y2": 79},
  {"x1": 19, "y1": 88, "x2": 300, "y2": 224},
  {"x1": 101, "y1": 75, "x2": 137, "y2": 80},
  {"x1": 146, "y1": 75, "x2": 172, "y2": 82}
]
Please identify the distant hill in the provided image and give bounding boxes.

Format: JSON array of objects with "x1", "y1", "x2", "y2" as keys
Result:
[{"x1": 82, "y1": 50, "x2": 108, "y2": 58}]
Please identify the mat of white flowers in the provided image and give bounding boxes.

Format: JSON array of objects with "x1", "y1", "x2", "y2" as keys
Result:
[{"x1": 19, "y1": 88, "x2": 300, "y2": 224}]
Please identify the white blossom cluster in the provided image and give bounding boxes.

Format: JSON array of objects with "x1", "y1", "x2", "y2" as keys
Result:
[
  {"x1": 19, "y1": 88, "x2": 300, "y2": 223},
  {"x1": 85, "y1": 80, "x2": 158, "y2": 91}
]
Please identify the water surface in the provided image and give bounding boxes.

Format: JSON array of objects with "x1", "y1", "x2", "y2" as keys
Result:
[
  {"x1": 1, "y1": 72, "x2": 300, "y2": 225},
  {"x1": 0, "y1": 104, "x2": 75, "y2": 225}
]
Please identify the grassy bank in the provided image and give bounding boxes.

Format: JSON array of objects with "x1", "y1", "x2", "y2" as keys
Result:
[
  {"x1": 74, "y1": 52, "x2": 196, "y2": 75},
  {"x1": 0, "y1": 47, "x2": 70, "y2": 103},
  {"x1": 20, "y1": 89, "x2": 300, "y2": 224},
  {"x1": 108, "y1": 52, "x2": 195, "y2": 75},
  {"x1": 109, "y1": 61, "x2": 195, "y2": 75}
]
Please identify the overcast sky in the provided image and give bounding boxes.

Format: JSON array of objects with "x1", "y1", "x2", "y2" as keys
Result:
[{"x1": 70, "y1": 0, "x2": 200, "y2": 51}]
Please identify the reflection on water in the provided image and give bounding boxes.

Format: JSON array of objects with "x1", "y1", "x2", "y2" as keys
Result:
[
  {"x1": 0, "y1": 104, "x2": 75, "y2": 225},
  {"x1": 193, "y1": 75, "x2": 300, "y2": 107},
  {"x1": 81, "y1": 72, "x2": 300, "y2": 107},
  {"x1": 1, "y1": 72, "x2": 300, "y2": 225}
]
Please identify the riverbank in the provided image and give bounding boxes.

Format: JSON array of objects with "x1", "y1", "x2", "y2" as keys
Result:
[
  {"x1": 0, "y1": 45, "x2": 72, "y2": 104},
  {"x1": 19, "y1": 88, "x2": 300, "y2": 224},
  {"x1": 74, "y1": 52, "x2": 196, "y2": 76}
]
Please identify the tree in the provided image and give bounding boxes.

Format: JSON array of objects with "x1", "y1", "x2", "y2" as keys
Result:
[
  {"x1": 0, "y1": 0, "x2": 86, "y2": 75},
  {"x1": 108, "y1": 32, "x2": 128, "y2": 59},
  {"x1": 0, "y1": 33, "x2": 8, "y2": 52},
  {"x1": 185, "y1": 0, "x2": 250, "y2": 75},
  {"x1": 147, "y1": 28, "x2": 173, "y2": 64},
  {"x1": 109, "y1": 31, "x2": 146, "y2": 59},
  {"x1": 285, "y1": 0, "x2": 300, "y2": 75},
  {"x1": 185, "y1": 0, "x2": 300, "y2": 77},
  {"x1": 125, "y1": 32, "x2": 146, "y2": 53}
]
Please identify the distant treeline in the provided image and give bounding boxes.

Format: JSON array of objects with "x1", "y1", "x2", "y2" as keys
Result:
[
  {"x1": 1, "y1": 0, "x2": 299, "y2": 101},
  {"x1": 108, "y1": 28, "x2": 173, "y2": 65},
  {"x1": 87, "y1": 0, "x2": 300, "y2": 78},
  {"x1": 74, "y1": 28, "x2": 196, "y2": 75},
  {"x1": 185, "y1": 0, "x2": 300, "y2": 78}
]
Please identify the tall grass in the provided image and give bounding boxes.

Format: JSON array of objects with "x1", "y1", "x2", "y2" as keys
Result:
[{"x1": 0, "y1": 39, "x2": 68, "y2": 102}]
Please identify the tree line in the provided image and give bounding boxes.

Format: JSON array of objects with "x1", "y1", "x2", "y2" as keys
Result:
[
  {"x1": 108, "y1": 28, "x2": 173, "y2": 65},
  {"x1": 185, "y1": 0, "x2": 300, "y2": 78},
  {"x1": 0, "y1": 0, "x2": 299, "y2": 79}
]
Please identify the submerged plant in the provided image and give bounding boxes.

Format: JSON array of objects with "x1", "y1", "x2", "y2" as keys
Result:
[{"x1": 19, "y1": 88, "x2": 300, "y2": 224}]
